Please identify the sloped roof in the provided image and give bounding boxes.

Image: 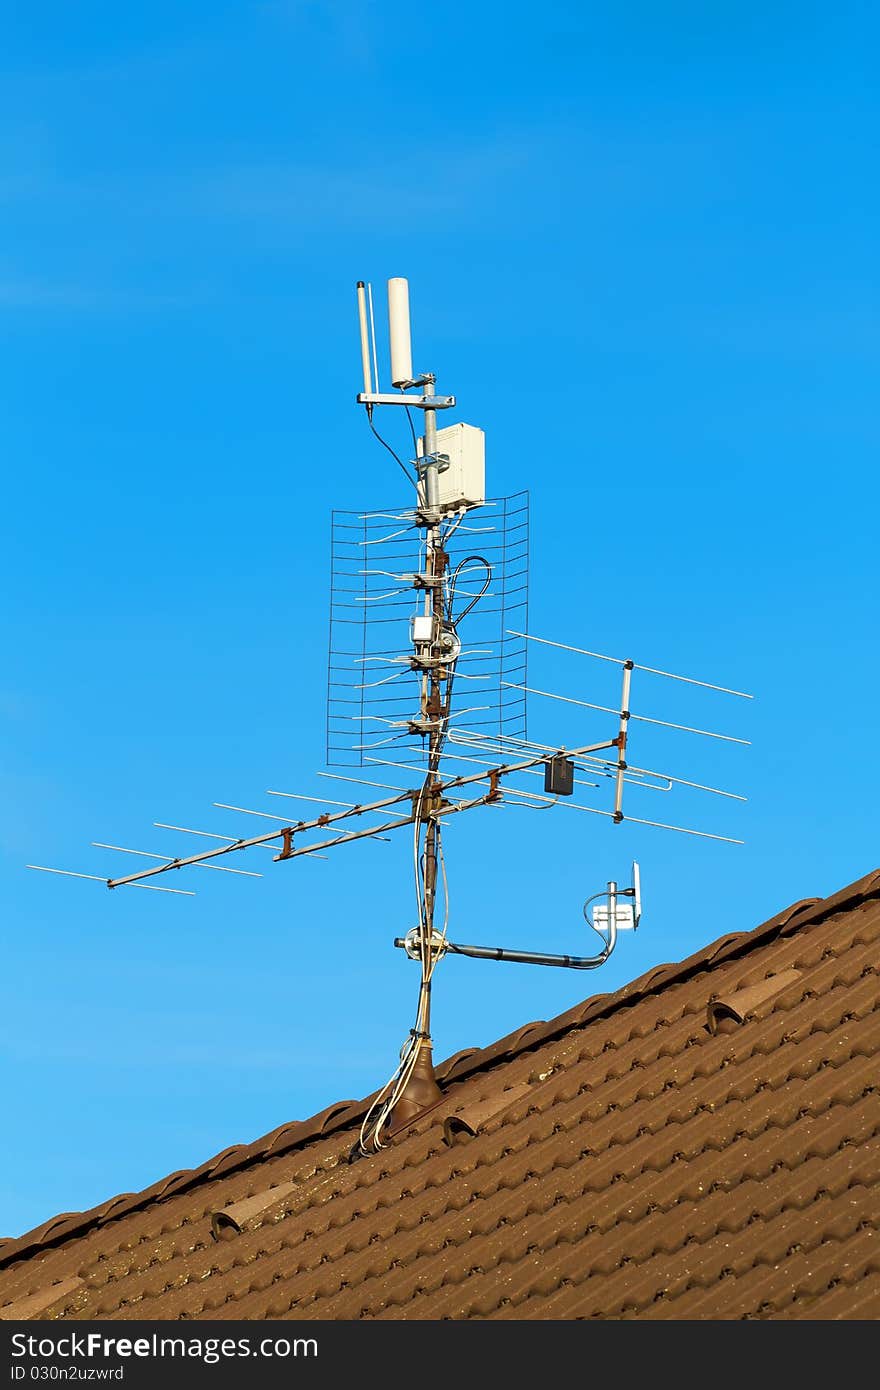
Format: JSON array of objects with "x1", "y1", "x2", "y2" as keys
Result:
[{"x1": 1, "y1": 866, "x2": 878, "y2": 1321}]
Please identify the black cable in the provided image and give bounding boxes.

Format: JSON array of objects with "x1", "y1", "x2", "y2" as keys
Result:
[
  {"x1": 365, "y1": 406, "x2": 417, "y2": 485},
  {"x1": 430, "y1": 553, "x2": 492, "y2": 756},
  {"x1": 404, "y1": 404, "x2": 419, "y2": 456},
  {"x1": 438, "y1": 668, "x2": 456, "y2": 751},
  {"x1": 447, "y1": 555, "x2": 492, "y2": 625}
]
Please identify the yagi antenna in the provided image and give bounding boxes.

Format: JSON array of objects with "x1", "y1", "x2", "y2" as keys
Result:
[{"x1": 27, "y1": 274, "x2": 753, "y2": 1161}]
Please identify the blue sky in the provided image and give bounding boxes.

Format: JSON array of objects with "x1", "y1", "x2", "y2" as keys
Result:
[{"x1": 2, "y1": 1, "x2": 878, "y2": 1238}]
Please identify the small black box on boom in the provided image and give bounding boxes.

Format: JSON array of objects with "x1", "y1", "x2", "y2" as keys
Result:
[{"x1": 544, "y1": 755, "x2": 575, "y2": 796}]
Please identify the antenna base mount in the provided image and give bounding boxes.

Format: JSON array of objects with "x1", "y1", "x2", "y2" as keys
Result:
[{"x1": 385, "y1": 1039, "x2": 443, "y2": 1131}]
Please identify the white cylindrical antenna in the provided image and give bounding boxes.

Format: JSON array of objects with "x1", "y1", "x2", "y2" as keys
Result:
[
  {"x1": 387, "y1": 277, "x2": 413, "y2": 388},
  {"x1": 367, "y1": 282, "x2": 379, "y2": 394},
  {"x1": 356, "y1": 281, "x2": 373, "y2": 394}
]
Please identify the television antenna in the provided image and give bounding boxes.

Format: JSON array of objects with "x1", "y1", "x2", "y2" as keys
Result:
[{"x1": 27, "y1": 278, "x2": 752, "y2": 1155}]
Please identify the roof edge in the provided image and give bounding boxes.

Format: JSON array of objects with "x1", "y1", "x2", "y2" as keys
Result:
[{"x1": 2, "y1": 863, "x2": 878, "y2": 1272}]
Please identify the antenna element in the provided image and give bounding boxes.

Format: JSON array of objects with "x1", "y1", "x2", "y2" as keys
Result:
[
  {"x1": 387, "y1": 277, "x2": 413, "y2": 388},
  {"x1": 356, "y1": 281, "x2": 373, "y2": 395}
]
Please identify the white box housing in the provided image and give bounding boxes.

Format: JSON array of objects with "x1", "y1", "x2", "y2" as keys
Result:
[
  {"x1": 410, "y1": 614, "x2": 434, "y2": 644},
  {"x1": 418, "y1": 422, "x2": 485, "y2": 512},
  {"x1": 592, "y1": 904, "x2": 636, "y2": 932}
]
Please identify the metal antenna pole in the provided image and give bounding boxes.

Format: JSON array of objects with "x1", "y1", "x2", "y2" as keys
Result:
[
  {"x1": 421, "y1": 513, "x2": 445, "y2": 1013},
  {"x1": 613, "y1": 661, "x2": 633, "y2": 823},
  {"x1": 389, "y1": 390, "x2": 446, "y2": 1128},
  {"x1": 421, "y1": 386, "x2": 440, "y2": 516},
  {"x1": 607, "y1": 879, "x2": 618, "y2": 931}
]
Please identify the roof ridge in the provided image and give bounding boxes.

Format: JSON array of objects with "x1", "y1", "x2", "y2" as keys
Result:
[{"x1": 2, "y1": 864, "x2": 877, "y2": 1272}]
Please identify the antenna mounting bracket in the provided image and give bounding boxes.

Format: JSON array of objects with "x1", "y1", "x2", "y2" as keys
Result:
[
  {"x1": 411, "y1": 786, "x2": 449, "y2": 821},
  {"x1": 356, "y1": 393, "x2": 456, "y2": 410}
]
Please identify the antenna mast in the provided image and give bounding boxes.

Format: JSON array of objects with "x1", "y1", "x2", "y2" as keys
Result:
[
  {"x1": 27, "y1": 275, "x2": 752, "y2": 1159},
  {"x1": 364, "y1": 278, "x2": 450, "y2": 1127}
]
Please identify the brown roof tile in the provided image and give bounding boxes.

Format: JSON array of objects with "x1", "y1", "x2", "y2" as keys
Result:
[{"x1": 1, "y1": 866, "x2": 878, "y2": 1320}]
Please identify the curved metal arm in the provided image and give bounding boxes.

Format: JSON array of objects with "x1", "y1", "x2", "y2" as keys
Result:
[
  {"x1": 393, "y1": 899, "x2": 617, "y2": 971},
  {"x1": 392, "y1": 873, "x2": 640, "y2": 972},
  {"x1": 443, "y1": 936, "x2": 614, "y2": 970},
  {"x1": 581, "y1": 886, "x2": 618, "y2": 965}
]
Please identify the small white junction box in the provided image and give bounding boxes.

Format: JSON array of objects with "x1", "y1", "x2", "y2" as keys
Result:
[
  {"x1": 592, "y1": 904, "x2": 636, "y2": 932},
  {"x1": 418, "y1": 422, "x2": 485, "y2": 512}
]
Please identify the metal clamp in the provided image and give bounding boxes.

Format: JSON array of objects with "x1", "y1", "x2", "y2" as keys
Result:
[
  {"x1": 396, "y1": 927, "x2": 448, "y2": 961},
  {"x1": 415, "y1": 452, "x2": 451, "y2": 476}
]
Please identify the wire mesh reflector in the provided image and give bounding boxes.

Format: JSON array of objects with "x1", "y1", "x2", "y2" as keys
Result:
[{"x1": 326, "y1": 493, "x2": 529, "y2": 767}]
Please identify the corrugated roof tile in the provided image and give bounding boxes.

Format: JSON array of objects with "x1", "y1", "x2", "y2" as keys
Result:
[
  {"x1": 2, "y1": 866, "x2": 878, "y2": 1320},
  {"x1": 0, "y1": 1277, "x2": 84, "y2": 1322},
  {"x1": 707, "y1": 967, "x2": 804, "y2": 1032}
]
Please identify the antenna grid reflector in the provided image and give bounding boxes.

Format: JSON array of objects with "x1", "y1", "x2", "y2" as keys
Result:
[{"x1": 325, "y1": 492, "x2": 529, "y2": 768}]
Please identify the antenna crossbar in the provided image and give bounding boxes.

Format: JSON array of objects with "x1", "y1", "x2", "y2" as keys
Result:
[
  {"x1": 91, "y1": 842, "x2": 263, "y2": 876},
  {"x1": 356, "y1": 392, "x2": 455, "y2": 409},
  {"x1": 27, "y1": 865, "x2": 196, "y2": 895},
  {"x1": 506, "y1": 630, "x2": 754, "y2": 699},
  {"x1": 103, "y1": 737, "x2": 621, "y2": 889},
  {"x1": 273, "y1": 791, "x2": 494, "y2": 861},
  {"x1": 154, "y1": 822, "x2": 279, "y2": 848},
  {"x1": 501, "y1": 682, "x2": 751, "y2": 745}
]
